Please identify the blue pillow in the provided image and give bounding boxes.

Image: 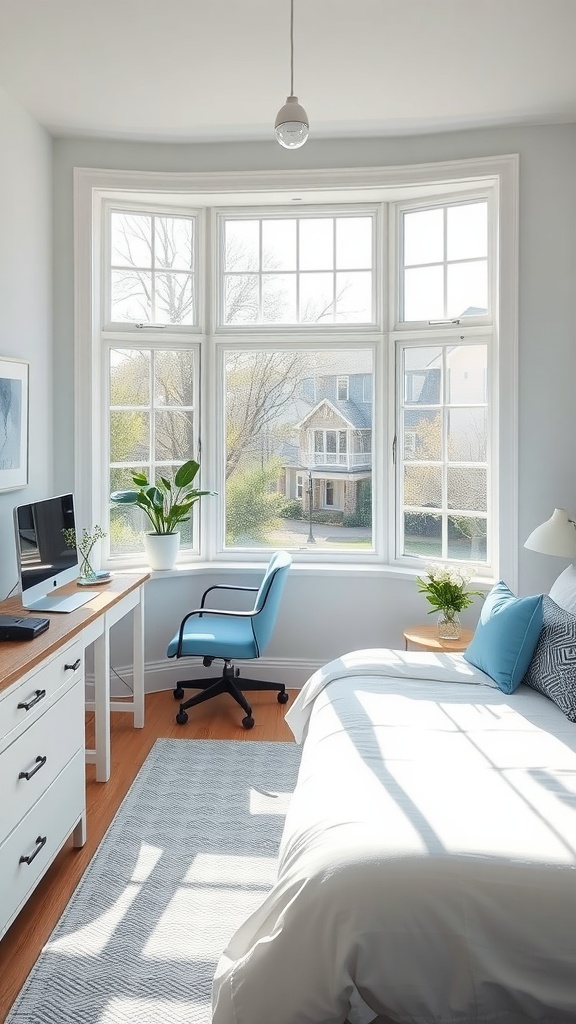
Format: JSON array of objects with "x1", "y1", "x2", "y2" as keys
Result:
[{"x1": 463, "y1": 581, "x2": 543, "y2": 694}]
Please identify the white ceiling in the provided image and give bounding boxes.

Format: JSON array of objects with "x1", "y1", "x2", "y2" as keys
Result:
[{"x1": 0, "y1": 0, "x2": 575, "y2": 144}]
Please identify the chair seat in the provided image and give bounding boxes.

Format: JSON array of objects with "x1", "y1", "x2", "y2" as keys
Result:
[{"x1": 167, "y1": 613, "x2": 258, "y2": 661}]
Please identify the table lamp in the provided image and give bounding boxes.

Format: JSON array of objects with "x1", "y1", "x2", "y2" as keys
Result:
[{"x1": 524, "y1": 508, "x2": 576, "y2": 558}]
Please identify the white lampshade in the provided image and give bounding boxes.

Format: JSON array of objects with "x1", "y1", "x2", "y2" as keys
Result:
[
  {"x1": 274, "y1": 96, "x2": 309, "y2": 149},
  {"x1": 524, "y1": 508, "x2": 576, "y2": 557}
]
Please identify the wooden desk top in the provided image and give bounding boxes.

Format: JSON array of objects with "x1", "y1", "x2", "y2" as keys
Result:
[{"x1": 0, "y1": 573, "x2": 149, "y2": 695}]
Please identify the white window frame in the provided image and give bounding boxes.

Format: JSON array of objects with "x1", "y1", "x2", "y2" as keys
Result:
[{"x1": 74, "y1": 156, "x2": 518, "y2": 585}]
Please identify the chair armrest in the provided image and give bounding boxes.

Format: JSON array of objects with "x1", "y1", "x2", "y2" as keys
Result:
[
  {"x1": 176, "y1": 606, "x2": 257, "y2": 657},
  {"x1": 200, "y1": 583, "x2": 258, "y2": 608}
]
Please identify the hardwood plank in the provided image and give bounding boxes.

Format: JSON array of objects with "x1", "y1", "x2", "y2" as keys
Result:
[{"x1": 0, "y1": 689, "x2": 297, "y2": 1022}]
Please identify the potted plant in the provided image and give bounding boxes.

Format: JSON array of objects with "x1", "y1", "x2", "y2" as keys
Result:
[
  {"x1": 416, "y1": 562, "x2": 483, "y2": 639},
  {"x1": 110, "y1": 459, "x2": 215, "y2": 570}
]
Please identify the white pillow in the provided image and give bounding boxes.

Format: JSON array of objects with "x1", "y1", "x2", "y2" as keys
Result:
[{"x1": 549, "y1": 563, "x2": 576, "y2": 614}]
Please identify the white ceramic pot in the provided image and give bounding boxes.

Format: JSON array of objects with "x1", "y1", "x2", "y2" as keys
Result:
[{"x1": 143, "y1": 531, "x2": 180, "y2": 571}]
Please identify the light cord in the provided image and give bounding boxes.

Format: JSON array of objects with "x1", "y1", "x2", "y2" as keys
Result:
[{"x1": 290, "y1": 0, "x2": 294, "y2": 95}]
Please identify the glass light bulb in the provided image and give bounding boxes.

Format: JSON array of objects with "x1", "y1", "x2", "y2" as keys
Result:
[{"x1": 274, "y1": 96, "x2": 309, "y2": 149}]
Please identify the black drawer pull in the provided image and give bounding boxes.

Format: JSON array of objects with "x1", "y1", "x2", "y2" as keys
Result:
[
  {"x1": 64, "y1": 659, "x2": 81, "y2": 671},
  {"x1": 19, "y1": 835, "x2": 47, "y2": 865},
  {"x1": 17, "y1": 689, "x2": 46, "y2": 712},
  {"x1": 19, "y1": 755, "x2": 47, "y2": 781}
]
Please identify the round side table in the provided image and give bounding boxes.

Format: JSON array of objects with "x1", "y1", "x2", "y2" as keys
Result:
[{"x1": 403, "y1": 624, "x2": 473, "y2": 653}]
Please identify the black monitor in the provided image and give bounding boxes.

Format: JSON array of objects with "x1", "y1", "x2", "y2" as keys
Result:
[{"x1": 13, "y1": 493, "x2": 97, "y2": 613}]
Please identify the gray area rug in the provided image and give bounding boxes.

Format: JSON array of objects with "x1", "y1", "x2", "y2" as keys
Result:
[{"x1": 8, "y1": 738, "x2": 302, "y2": 1024}]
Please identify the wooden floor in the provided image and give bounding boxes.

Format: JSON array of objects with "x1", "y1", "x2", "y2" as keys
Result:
[{"x1": 0, "y1": 688, "x2": 297, "y2": 1023}]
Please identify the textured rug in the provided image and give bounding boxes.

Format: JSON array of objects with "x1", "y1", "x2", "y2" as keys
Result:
[{"x1": 8, "y1": 738, "x2": 302, "y2": 1024}]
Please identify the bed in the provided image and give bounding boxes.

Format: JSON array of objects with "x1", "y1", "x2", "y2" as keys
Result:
[{"x1": 212, "y1": 575, "x2": 576, "y2": 1024}]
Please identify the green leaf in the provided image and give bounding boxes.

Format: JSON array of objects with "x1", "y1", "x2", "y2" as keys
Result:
[
  {"x1": 110, "y1": 490, "x2": 139, "y2": 505},
  {"x1": 174, "y1": 460, "x2": 200, "y2": 488}
]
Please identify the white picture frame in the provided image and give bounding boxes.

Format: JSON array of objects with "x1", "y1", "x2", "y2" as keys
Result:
[{"x1": 0, "y1": 357, "x2": 29, "y2": 491}]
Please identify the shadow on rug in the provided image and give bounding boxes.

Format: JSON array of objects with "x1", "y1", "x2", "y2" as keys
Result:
[{"x1": 8, "y1": 738, "x2": 302, "y2": 1024}]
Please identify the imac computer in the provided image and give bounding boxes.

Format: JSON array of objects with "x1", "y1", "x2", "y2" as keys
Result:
[{"x1": 13, "y1": 493, "x2": 98, "y2": 613}]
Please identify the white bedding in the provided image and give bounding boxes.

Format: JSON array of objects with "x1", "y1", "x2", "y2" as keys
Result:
[{"x1": 212, "y1": 650, "x2": 576, "y2": 1024}]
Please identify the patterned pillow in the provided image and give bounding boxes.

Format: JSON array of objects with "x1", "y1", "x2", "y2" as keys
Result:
[{"x1": 523, "y1": 596, "x2": 576, "y2": 722}]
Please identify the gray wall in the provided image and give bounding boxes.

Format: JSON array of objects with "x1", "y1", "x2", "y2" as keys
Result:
[
  {"x1": 48, "y1": 124, "x2": 576, "y2": 687},
  {"x1": 0, "y1": 86, "x2": 52, "y2": 601}
]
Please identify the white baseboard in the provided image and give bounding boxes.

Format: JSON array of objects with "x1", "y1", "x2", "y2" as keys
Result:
[{"x1": 84, "y1": 656, "x2": 323, "y2": 702}]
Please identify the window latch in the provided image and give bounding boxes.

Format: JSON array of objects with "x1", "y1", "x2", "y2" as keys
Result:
[
  {"x1": 392, "y1": 435, "x2": 397, "y2": 465},
  {"x1": 135, "y1": 323, "x2": 166, "y2": 329},
  {"x1": 428, "y1": 318, "x2": 461, "y2": 325}
]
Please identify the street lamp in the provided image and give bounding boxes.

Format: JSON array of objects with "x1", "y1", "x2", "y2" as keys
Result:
[{"x1": 307, "y1": 471, "x2": 315, "y2": 544}]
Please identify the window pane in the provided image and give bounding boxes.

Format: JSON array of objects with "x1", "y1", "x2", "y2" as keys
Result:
[
  {"x1": 403, "y1": 512, "x2": 442, "y2": 558},
  {"x1": 448, "y1": 409, "x2": 487, "y2": 461},
  {"x1": 224, "y1": 274, "x2": 259, "y2": 323},
  {"x1": 403, "y1": 410, "x2": 442, "y2": 460},
  {"x1": 448, "y1": 516, "x2": 487, "y2": 561},
  {"x1": 111, "y1": 269, "x2": 152, "y2": 322},
  {"x1": 447, "y1": 345, "x2": 487, "y2": 403},
  {"x1": 299, "y1": 272, "x2": 334, "y2": 322},
  {"x1": 110, "y1": 349, "x2": 150, "y2": 406},
  {"x1": 155, "y1": 411, "x2": 195, "y2": 463},
  {"x1": 404, "y1": 348, "x2": 442, "y2": 404},
  {"x1": 262, "y1": 274, "x2": 297, "y2": 322},
  {"x1": 336, "y1": 217, "x2": 372, "y2": 269},
  {"x1": 447, "y1": 202, "x2": 487, "y2": 261},
  {"x1": 448, "y1": 467, "x2": 487, "y2": 512},
  {"x1": 224, "y1": 220, "x2": 259, "y2": 271},
  {"x1": 447, "y1": 261, "x2": 487, "y2": 318},
  {"x1": 262, "y1": 219, "x2": 296, "y2": 271},
  {"x1": 110, "y1": 410, "x2": 149, "y2": 462},
  {"x1": 111, "y1": 212, "x2": 151, "y2": 268},
  {"x1": 335, "y1": 271, "x2": 372, "y2": 322},
  {"x1": 399, "y1": 340, "x2": 489, "y2": 566},
  {"x1": 154, "y1": 350, "x2": 195, "y2": 407},
  {"x1": 155, "y1": 216, "x2": 194, "y2": 270},
  {"x1": 224, "y1": 349, "x2": 373, "y2": 550},
  {"x1": 404, "y1": 208, "x2": 443, "y2": 266},
  {"x1": 110, "y1": 468, "x2": 150, "y2": 555},
  {"x1": 299, "y1": 219, "x2": 333, "y2": 270},
  {"x1": 404, "y1": 265, "x2": 444, "y2": 321},
  {"x1": 404, "y1": 465, "x2": 442, "y2": 508},
  {"x1": 155, "y1": 272, "x2": 194, "y2": 324}
]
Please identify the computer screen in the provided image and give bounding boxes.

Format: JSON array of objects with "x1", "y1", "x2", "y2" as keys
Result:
[{"x1": 13, "y1": 493, "x2": 96, "y2": 613}]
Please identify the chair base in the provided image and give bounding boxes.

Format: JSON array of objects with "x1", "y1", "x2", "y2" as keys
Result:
[{"x1": 174, "y1": 659, "x2": 289, "y2": 729}]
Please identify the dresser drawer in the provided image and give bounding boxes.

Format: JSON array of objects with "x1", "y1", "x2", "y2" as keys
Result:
[
  {"x1": 0, "y1": 639, "x2": 83, "y2": 752},
  {"x1": 0, "y1": 681, "x2": 84, "y2": 843},
  {"x1": 0, "y1": 749, "x2": 85, "y2": 939}
]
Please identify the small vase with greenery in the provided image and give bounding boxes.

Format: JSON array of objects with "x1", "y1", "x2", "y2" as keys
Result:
[
  {"x1": 416, "y1": 562, "x2": 482, "y2": 639},
  {"x1": 62, "y1": 524, "x2": 107, "y2": 582},
  {"x1": 110, "y1": 459, "x2": 215, "y2": 570}
]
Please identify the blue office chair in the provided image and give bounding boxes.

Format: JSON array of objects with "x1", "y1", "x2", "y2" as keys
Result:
[{"x1": 167, "y1": 550, "x2": 292, "y2": 729}]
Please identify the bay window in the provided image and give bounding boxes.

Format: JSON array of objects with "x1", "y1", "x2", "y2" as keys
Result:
[{"x1": 77, "y1": 159, "x2": 514, "y2": 577}]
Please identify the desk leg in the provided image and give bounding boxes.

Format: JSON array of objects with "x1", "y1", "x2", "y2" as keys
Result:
[
  {"x1": 133, "y1": 587, "x2": 145, "y2": 729},
  {"x1": 93, "y1": 624, "x2": 111, "y2": 783}
]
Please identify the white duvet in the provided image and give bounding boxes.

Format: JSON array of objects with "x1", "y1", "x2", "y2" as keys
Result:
[{"x1": 212, "y1": 649, "x2": 576, "y2": 1024}]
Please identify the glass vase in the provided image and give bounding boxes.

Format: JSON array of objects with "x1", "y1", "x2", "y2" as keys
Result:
[{"x1": 437, "y1": 609, "x2": 461, "y2": 640}]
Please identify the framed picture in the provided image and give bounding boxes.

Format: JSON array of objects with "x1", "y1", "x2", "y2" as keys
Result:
[{"x1": 0, "y1": 357, "x2": 29, "y2": 491}]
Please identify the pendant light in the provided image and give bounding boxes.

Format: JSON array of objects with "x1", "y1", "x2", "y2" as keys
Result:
[{"x1": 274, "y1": 0, "x2": 309, "y2": 149}]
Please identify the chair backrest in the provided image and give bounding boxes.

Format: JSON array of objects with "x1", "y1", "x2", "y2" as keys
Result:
[{"x1": 251, "y1": 550, "x2": 292, "y2": 656}]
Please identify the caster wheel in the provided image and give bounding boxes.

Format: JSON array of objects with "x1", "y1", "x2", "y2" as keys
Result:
[
  {"x1": 242, "y1": 715, "x2": 255, "y2": 730},
  {"x1": 173, "y1": 687, "x2": 185, "y2": 700},
  {"x1": 278, "y1": 691, "x2": 289, "y2": 704},
  {"x1": 176, "y1": 710, "x2": 189, "y2": 725}
]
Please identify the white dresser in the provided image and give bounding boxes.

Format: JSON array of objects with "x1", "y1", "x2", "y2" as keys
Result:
[{"x1": 0, "y1": 638, "x2": 86, "y2": 940}]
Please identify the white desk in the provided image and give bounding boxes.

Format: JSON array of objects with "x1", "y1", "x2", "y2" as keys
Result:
[{"x1": 0, "y1": 572, "x2": 149, "y2": 783}]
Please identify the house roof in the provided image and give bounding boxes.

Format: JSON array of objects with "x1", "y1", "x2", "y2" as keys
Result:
[{"x1": 295, "y1": 399, "x2": 371, "y2": 431}]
